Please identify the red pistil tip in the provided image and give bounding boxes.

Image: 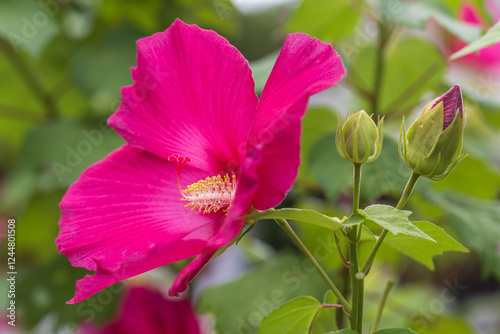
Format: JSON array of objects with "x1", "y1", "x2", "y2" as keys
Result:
[
  {"x1": 168, "y1": 154, "x2": 192, "y2": 169},
  {"x1": 168, "y1": 154, "x2": 192, "y2": 193}
]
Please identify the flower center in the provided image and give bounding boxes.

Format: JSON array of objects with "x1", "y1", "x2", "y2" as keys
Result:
[{"x1": 168, "y1": 154, "x2": 237, "y2": 214}]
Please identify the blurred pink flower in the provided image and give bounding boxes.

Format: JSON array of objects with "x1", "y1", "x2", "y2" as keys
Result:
[
  {"x1": 56, "y1": 19, "x2": 345, "y2": 303},
  {"x1": 452, "y1": 2, "x2": 500, "y2": 69},
  {"x1": 0, "y1": 315, "x2": 17, "y2": 334},
  {"x1": 487, "y1": 0, "x2": 500, "y2": 22},
  {"x1": 79, "y1": 287, "x2": 201, "y2": 334}
]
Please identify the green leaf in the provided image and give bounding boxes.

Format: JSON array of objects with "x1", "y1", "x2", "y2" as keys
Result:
[
  {"x1": 257, "y1": 296, "x2": 322, "y2": 334},
  {"x1": 197, "y1": 255, "x2": 328, "y2": 334},
  {"x1": 287, "y1": 0, "x2": 360, "y2": 43},
  {"x1": 451, "y1": 19, "x2": 500, "y2": 60},
  {"x1": 332, "y1": 330, "x2": 358, "y2": 334},
  {"x1": 322, "y1": 288, "x2": 337, "y2": 305},
  {"x1": 432, "y1": 155, "x2": 500, "y2": 199},
  {"x1": 344, "y1": 212, "x2": 365, "y2": 226},
  {"x1": 350, "y1": 205, "x2": 434, "y2": 241},
  {"x1": 384, "y1": 1, "x2": 482, "y2": 42},
  {"x1": 430, "y1": 192, "x2": 500, "y2": 278},
  {"x1": 310, "y1": 291, "x2": 338, "y2": 334},
  {"x1": 384, "y1": 221, "x2": 468, "y2": 270},
  {"x1": 373, "y1": 329, "x2": 418, "y2": 334},
  {"x1": 244, "y1": 208, "x2": 343, "y2": 231}
]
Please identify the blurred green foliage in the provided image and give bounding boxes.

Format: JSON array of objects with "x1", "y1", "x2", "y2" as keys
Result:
[{"x1": 0, "y1": 0, "x2": 499, "y2": 333}]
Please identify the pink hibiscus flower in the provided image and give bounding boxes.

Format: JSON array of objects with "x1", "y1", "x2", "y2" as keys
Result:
[
  {"x1": 88, "y1": 286, "x2": 201, "y2": 334},
  {"x1": 103, "y1": 287, "x2": 200, "y2": 334},
  {"x1": 452, "y1": 2, "x2": 500, "y2": 69},
  {"x1": 56, "y1": 19, "x2": 345, "y2": 303}
]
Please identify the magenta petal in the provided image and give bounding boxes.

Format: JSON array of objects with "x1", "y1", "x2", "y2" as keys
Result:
[
  {"x1": 457, "y1": 4, "x2": 500, "y2": 68},
  {"x1": 103, "y1": 287, "x2": 200, "y2": 334},
  {"x1": 108, "y1": 19, "x2": 258, "y2": 173},
  {"x1": 249, "y1": 33, "x2": 345, "y2": 209},
  {"x1": 56, "y1": 145, "x2": 226, "y2": 302},
  {"x1": 471, "y1": 39, "x2": 500, "y2": 66},
  {"x1": 250, "y1": 33, "x2": 345, "y2": 145},
  {"x1": 431, "y1": 84, "x2": 463, "y2": 130},
  {"x1": 460, "y1": 3, "x2": 482, "y2": 24},
  {"x1": 69, "y1": 240, "x2": 205, "y2": 304},
  {"x1": 252, "y1": 98, "x2": 307, "y2": 210},
  {"x1": 169, "y1": 249, "x2": 217, "y2": 297}
]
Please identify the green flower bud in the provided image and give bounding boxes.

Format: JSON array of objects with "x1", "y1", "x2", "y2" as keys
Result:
[
  {"x1": 336, "y1": 110, "x2": 383, "y2": 164},
  {"x1": 399, "y1": 85, "x2": 467, "y2": 180}
]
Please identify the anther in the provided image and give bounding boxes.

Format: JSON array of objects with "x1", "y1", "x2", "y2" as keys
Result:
[
  {"x1": 168, "y1": 153, "x2": 237, "y2": 214},
  {"x1": 181, "y1": 174, "x2": 236, "y2": 214}
]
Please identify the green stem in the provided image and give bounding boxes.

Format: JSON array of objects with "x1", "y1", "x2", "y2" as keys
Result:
[
  {"x1": 356, "y1": 272, "x2": 365, "y2": 329},
  {"x1": 275, "y1": 219, "x2": 351, "y2": 313},
  {"x1": 353, "y1": 163, "x2": 362, "y2": 212},
  {"x1": 360, "y1": 171, "x2": 421, "y2": 273},
  {"x1": 371, "y1": 280, "x2": 394, "y2": 334},
  {"x1": 337, "y1": 267, "x2": 350, "y2": 328},
  {"x1": 379, "y1": 62, "x2": 442, "y2": 118},
  {"x1": 349, "y1": 163, "x2": 363, "y2": 332},
  {"x1": 348, "y1": 241, "x2": 359, "y2": 331},
  {"x1": 371, "y1": 21, "x2": 387, "y2": 117},
  {"x1": 0, "y1": 104, "x2": 44, "y2": 123},
  {"x1": 395, "y1": 171, "x2": 421, "y2": 210}
]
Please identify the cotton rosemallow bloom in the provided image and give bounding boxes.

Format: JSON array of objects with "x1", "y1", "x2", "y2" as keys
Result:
[
  {"x1": 451, "y1": 2, "x2": 500, "y2": 71},
  {"x1": 56, "y1": 19, "x2": 345, "y2": 303},
  {"x1": 77, "y1": 287, "x2": 201, "y2": 334},
  {"x1": 103, "y1": 287, "x2": 201, "y2": 334},
  {"x1": 400, "y1": 85, "x2": 466, "y2": 180}
]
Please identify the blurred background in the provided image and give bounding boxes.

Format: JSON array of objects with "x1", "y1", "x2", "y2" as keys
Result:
[{"x1": 0, "y1": 0, "x2": 499, "y2": 333}]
